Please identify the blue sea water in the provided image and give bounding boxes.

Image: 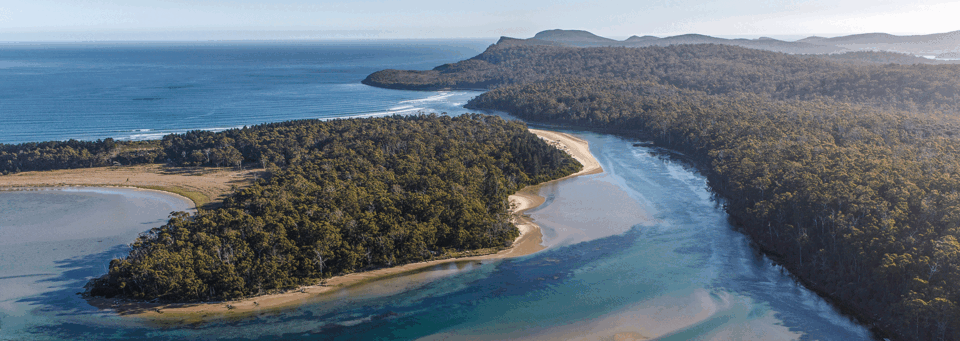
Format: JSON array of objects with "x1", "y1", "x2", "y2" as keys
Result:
[
  {"x1": 0, "y1": 41, "x2": 489, "y2": 144},
  {"x1": 0, "y1": 42, "x2": 875, "y2": 340}
]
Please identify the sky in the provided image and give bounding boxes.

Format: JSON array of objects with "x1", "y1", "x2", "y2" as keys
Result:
[{"x1": 0, "y1": 0, "x2": 958, "y2": 42}]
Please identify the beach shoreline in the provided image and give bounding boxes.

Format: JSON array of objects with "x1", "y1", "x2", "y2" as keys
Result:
[{"x1": 2, "y1": 128, "x2": 601, "y2": 321}]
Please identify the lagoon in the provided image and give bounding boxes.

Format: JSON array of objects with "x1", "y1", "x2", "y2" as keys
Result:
[
  {"x1": 0, "y1": 41, "x2": 874, "y2": 340},
  {"x1": 0, "y1": 133, "x2": 874, "y2": 340}
]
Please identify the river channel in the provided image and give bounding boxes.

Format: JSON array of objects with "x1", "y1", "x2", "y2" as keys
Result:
[{"x1": 0, "y1": 130, "x2": 874, "y2": 340}]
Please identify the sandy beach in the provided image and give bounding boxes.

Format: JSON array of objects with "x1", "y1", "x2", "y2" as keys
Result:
[
  {"x1": 79, "y1": 128, "x2": 603, "y2": 320},
  {"x1": 530, "y1": 128, "x2": 603, "y2": 179}
]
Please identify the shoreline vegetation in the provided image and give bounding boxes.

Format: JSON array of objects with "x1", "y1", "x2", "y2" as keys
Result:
[
  {"x1": 1, "y1": 116, "x2": 596, "y2": 320},
  {"x1": 0, "y1": 127, "x2": 599, "y2": 321},
  {"x1": 0, "y1": 123, "x2": 602, "y2": 321},
  {"x1": 79, "y1": 128, "x2": 601, "y2": 320},
  {"x1": 363, "y1": 36, "x2": 960, "y2": 340},
  {"x1": 59, "y1": 115, "x2": 584, "y2": 308}
]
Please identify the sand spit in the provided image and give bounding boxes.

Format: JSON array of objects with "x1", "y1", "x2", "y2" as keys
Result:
[{"x1": 530, "y1": 128, "x2": 603, "y2": 178}]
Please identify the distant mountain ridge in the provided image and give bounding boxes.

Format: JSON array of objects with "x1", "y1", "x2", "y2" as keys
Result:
[
  {"x1": 504, "y1": 29, "x2": 960, "y2": 58},
  {"x1": 532, "y1": 29, "x2": 618, "y2": 46},
  {"x1": 802, "y1": 30, "x2": 960, "y2": 58}
]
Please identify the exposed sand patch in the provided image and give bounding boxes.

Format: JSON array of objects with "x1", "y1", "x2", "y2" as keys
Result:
[
  {"x1": 0, "y1": 164, "x2": 263, "y2": 208},
  {"x1": 530, "y1": 128, "x2": 603, "y2": 178}
]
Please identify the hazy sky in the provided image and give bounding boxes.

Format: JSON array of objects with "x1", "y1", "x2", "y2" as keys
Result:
[{"x1": 1, "y1": 0, "x2": 957, "y2": 41}]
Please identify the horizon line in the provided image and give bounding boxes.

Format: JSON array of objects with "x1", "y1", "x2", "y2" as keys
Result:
[{"x1": 2, "y1": 28, "x2": 958, "y2": 45}]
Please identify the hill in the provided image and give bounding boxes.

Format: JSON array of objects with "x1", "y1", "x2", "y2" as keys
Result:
[
  {"x1": 802, "y1": 30, "x2": 960, "y2": 56},
  {"x1": 531, "y1": 29, "x2": 619, "y2": 46},
  {"x1": 363, "y1": 33, "x2": 960, "y2": 340},
  {"x1": 363, "y1": 42, "x2": 960, "y2": 113},
  {"x1": 490, "y1": 29, "x2": 960, "y2": 59}
]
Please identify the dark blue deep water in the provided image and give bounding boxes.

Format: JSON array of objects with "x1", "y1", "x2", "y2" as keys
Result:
[
  {"x1": 0, "y1": 42, "x2": 874, "y2": 340},
  {"x1": 0, "y1": 41, "x2": 488, "y2": 144}
]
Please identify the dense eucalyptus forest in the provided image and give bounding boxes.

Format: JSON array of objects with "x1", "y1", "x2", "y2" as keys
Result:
[
  {"x1": 0, "y1": 139, "x2": 163, "y2": 174},
  {"x1": 367, "y1": 41, "x2": 960, "y2": 340},
  {"x1": 364, "y1": 43, "x2": 960, "y2": 113},
  {"x1": 82, "y1": 115, "x2": 580, "y2": 301}
]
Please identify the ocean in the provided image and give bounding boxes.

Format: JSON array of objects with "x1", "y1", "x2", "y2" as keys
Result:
[
  {"x1": 0, "y1": 40, "x2": 489, "y2": 144},
  {"x1": 0, "y1": 41, "x2": 874, "y2": 340}
]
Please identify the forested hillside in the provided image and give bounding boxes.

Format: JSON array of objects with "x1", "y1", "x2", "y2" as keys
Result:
[
  {"x1": 86, "y1": 114, "x2": 581, "y2": 302},
  {"x1": 486, "y1": 29, "x2": 960, "y2": 57},
  {"x1": 366, "y1": 42, "x2": 960, "y2": 340},
  {"x1": 469, "y1": 80, "x2": 960, "y2": 340},
  {"x1": 364, "y1": 43, "x2": 960, "y2": 113}
]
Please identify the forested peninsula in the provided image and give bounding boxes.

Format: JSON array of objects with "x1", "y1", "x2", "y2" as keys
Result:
[
  {"x1": 58, "y1": 115, "x2": 581, "y2": 302},
  {"x1": 366, "y1": 39, "x2": 960, "y2": 340}
]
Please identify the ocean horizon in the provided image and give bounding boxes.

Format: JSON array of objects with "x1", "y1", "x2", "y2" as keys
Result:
[
  {"x1": 0, "y1": 40, "x2": 492, "y2": 144},
  {"x1": 0, "y1": 40, "x2": 875, "y2": 340}
]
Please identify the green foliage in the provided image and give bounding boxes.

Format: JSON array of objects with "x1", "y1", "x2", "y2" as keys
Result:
[
  {"x1": 87, "y1": 114, "x2": 581, "y2": 302},
  {"x1": 470, "y1": 79, "x2": 960, "y2": 340},
  {"x1": 366, "y1": 42, "x2": 960, "y2": 340},
  {"x1": 365, "y1": 43, "x2": 960, "y2": 113},
  {"x1": 0, "y1": 139, "x2": 162, "y2": 174}
]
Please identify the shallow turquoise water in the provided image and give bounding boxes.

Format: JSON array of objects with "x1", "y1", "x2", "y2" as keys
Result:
[
  {"x1": 0, "y1": 42, "x2": 875, "y2": 340},
  {"x1": 0, "y1": 133, "x2": 875, "y2": 340}
]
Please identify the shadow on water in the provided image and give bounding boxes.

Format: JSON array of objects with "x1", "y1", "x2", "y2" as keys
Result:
[
  {"x1": 277, "y1": 226, "x2": 645, "y2": 340},
  {"x1": 16, "y1": 244, "x2": 129, "y2": 316},
  {"x1": 10, "y1": 134, "x2": 874, "y2": 340},
  {"x1": 12, "y1": 244, "x2": 171, "y2": 340},
  {"x1": 16, "y1": 223, "x2": 871, "y2": 340},
  {"x1": 716, "y1": 251, "x2": 869, "y2": 341},
  {"x1": 14, "y1": 227, "x2": 641, "y2": 340},
  {"x1": 0, "y1": 274, "x2": 56, "y2": 281},
  {"x1": 655, "y1": 314, "x2": 736, "y2": 341}
]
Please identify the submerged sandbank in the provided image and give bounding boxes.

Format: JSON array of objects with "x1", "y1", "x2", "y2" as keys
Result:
[
  {"x1": 92, "y1": 128, "x2": 603, "y2": 320},
  {"x1": 499, "y1": 289, "x2": 799, "y2": 341}
]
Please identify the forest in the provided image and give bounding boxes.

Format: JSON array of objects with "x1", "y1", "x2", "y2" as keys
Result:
[
  {"x1": 0, "y1": 139, "x2": 163, "y2": 174},
  {"x1": 85, "y1": 114, "x2": 581, "y2": 301},
  {"x1": 367, "y1": 41, "x2": 960, "y2": 340},
  {"x1": 364, "y1": 43, "x2": 960, "y2": 113}
]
